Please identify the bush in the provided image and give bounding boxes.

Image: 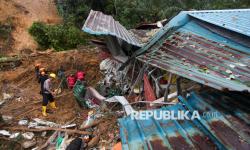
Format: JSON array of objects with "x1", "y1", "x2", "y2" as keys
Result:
[
  {"x1": 29, "y1": 22, "x2": 89, "y2": 51},
  {"x1": 28, "y1": 22, "x2": 50, "y2": 49}
]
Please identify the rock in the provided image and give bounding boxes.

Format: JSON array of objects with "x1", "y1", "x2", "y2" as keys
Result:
[
  {"x1": 3, "y1": 93, "x2": 12, "y2": 100},
  {"x1": 22, "y1": 140, "x2": 37, "y2": 149},
  {"x1": 0, "y1": 100, "x2": 5, "y2": 106},
  {"x1": 22, "y1": 132, "x2": 34, "y2": 140},
  {"x1": 18, "y1": 119, "x2": 29, "y2": 126},
  {"x1": 16, "y1": 97, "x2": 23, "y2": 102},
  {"x1": 28, "y1": 121, "x2": 38, "y2": 128},
  {"x1": 33, "y1": 118, "x2": 59, "y2": 127},
  {"x1": 0, "y1": 130, "x2": 11, "y2": 136},
  {"x1": 41, "y1": 131, "x2": 47, "y2": 137},
  {"x1": 2, "y1": 115, "x2": 13, "y2": 122},
  {"x1": 0, "y1": 93, "x2": 13, "y2": 105},
  {"x1": 10, "y1": 132, "x2": 20, "y2": 139}
]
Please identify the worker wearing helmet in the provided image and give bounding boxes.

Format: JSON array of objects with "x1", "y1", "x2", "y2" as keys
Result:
[
  {"x1": 35, "y1": 63, "x2": 41, "y2": 79},
  {"x1": 42, "y1": 73, "x2": 57, "y2": 116},
  {"x1": 38, "y1": 71, "x2": 48, "y2": 95}
]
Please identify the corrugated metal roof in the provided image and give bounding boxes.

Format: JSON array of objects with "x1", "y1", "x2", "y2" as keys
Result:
[
  {"x1": 181, "y1": 91, "x2": 250, "y2": 150},
  {"x1": 136, "y1": 9, "x2": 250, "y2": 92},
  {"x1": 119, "y1": 91, "x2": 250, "y2": 150},
  {"x1": 119, "y1": 104, "x2": 217, "y2": 150},
  {"x1": 187, "y1": 9, "x2": 250, "y2": 37},
  {"x1": 82, "y1": 10, "x2": 142, "y2": 47}
]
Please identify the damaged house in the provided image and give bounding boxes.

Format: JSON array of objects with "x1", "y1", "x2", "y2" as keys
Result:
[
  {"x1": 82, "y1": 10, "x2": 163, "y2": 62},
  {"x1": 118, "y1": 9, "x2": 250, "y2": 150},
  {"x1": 82, "y1": 9, "x2": 250, "y2": 150}
]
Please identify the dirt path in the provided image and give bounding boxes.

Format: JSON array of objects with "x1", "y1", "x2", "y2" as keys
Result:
[{"x1": 0, "y1": 0, "x2": 61, "y2": 54}]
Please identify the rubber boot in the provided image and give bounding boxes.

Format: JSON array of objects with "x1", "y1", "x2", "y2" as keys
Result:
[
  {"x1": 42, "y1": 106, "x2": 47, "y2": 117},
  {"x1": 50, "y1": 101, "x2": 57, "y2": 109}
]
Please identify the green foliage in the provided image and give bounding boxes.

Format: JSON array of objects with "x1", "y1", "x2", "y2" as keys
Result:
[
  {"x1": 28, "y1": 22, "x2": 50, "y2": 49},
  {"x1": 56, "y1": 0, "x2": 250, "y2": 29},
  {"x1": 114, "y1": 0, "x2": 250, "y2": 28},
  {"x1": 29, "y1": 22, "x2": 88, "y2": 51},
  {"x1": 57, "y1": 0, "x2": 91, "y2": 28}
]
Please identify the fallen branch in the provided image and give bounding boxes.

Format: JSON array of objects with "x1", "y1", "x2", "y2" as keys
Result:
[
  {"x1": 81, "y1": 119, "x2": 104, "y2": 129},
  {"x1": 64, "y1": 117, "x2": 76, "y2": 126},
  {"x1": 4, "y1": 127, "x2": 92, "y2": 135},
  {"x1": 17, "y1": 76, "x2": 33, "y2": 87},
  {"x1": 16, "y1": 106, "x2": 40, "y2": 118}
]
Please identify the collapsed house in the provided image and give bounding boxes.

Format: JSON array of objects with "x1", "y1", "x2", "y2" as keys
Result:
[
  {"x1": 119, "y1": 9, "x2": 250, "y2": 150},
  {"x1": 82, "y1": 10, "x2": 163, "y2": 62},
  {"x1": 82, "y1": 9, "x2": 250, "y2": 150}
]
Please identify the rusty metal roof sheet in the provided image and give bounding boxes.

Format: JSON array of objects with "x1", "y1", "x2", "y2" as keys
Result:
[
  {"x1": 82, "y1": 10, "x2": 142, "y2": 47},
  {"x1": 187, "y1": 9, "x2": 250, "y2": 37},
  {"x1": 119, "y1": 91, "x2": 250, "y2": 150},
  {"x1": 136, "y1": 9, "x2": 250, "y2": 92}
]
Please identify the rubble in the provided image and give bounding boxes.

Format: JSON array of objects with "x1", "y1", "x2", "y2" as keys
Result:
[
  {"x1": 0, "y1": 93, "x2": 13, "y2": 106},
  {"x1": 9, "y1": 132, "x2": 20, "y2": 139},
  {"x1": 18, "y1": 119, "x2": 29, "y2": 126},
  {"x1": 0, "y1": 130, "x2": 11, "y2": 136},
  {"x1": 41, "y1": 131, "x2": 47, "y2": 137},
  {"x1": 1, "y1": 115, "x2": 13, "y2": 122},
  {"x1": 22, "y1": 140, "x2": 37, "y2": 149},
  {"x1": 22, "y1": 132, "x2": 35, "y2": 140}
]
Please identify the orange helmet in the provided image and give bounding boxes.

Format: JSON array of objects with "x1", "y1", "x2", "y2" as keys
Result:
[
  {"x1": 39, "y1": 68, "x2": 45, "y2": 72},
  {"x1": 35, "y1": 63, "x2": 41, "y2": 67}
]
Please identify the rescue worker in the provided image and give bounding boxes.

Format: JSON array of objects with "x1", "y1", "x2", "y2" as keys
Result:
[
  {"x1": 57, "y1": 66, "x2": 67, "y2": 89},
  {"x1": 38, "y1": 71, "x2": 48, "y2": 94},
  {"x1": 35, "y1": 63, "x2": 41, "y2": 79},
  {"x1": 42, "y1": 73, "x2": 57, "y2": 117}
]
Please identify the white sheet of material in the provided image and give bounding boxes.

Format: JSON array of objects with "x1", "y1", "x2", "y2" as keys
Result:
[{"x1": 105, "y1": 96, "x2": 135, "y2": 115}]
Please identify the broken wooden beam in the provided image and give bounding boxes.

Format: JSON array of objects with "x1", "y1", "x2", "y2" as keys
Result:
[
  {"x1": 176, "y1": 77, "x2": 182, "y2": 96},
  {"x1": 4, "y1": 126, "x2": 92, "y2": 135},
  {"x1": 163, "y1": 73, "x2": 173, "y2": 102}
]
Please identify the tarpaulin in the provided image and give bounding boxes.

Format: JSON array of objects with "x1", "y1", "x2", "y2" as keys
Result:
[{"x1": 143, "y1": 73, "x2": 156, "y2": 103}]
